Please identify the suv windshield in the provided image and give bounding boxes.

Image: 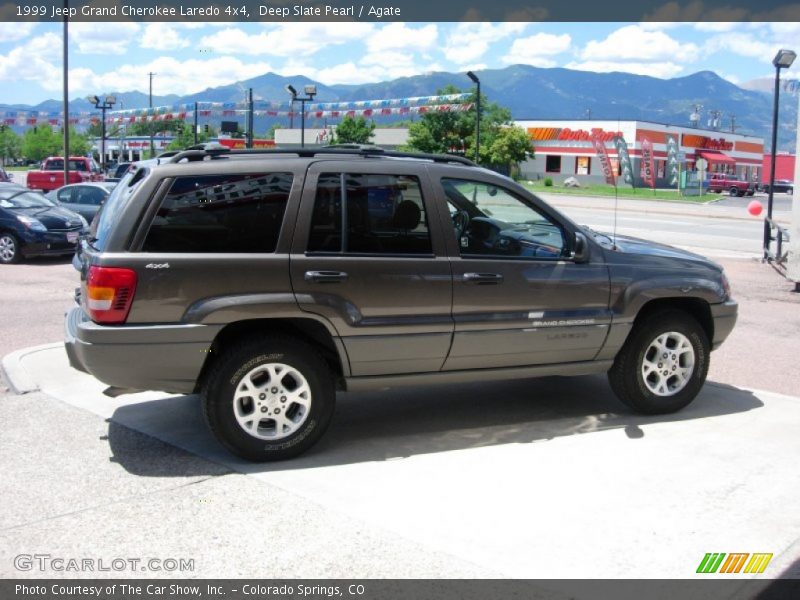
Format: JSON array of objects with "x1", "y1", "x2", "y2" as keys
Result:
[{"x1": 0, "y1": 190, "x2": 56, "y2": 209}]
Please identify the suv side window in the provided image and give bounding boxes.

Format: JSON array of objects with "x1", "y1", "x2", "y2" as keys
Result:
[
  {"x1": 142, "y1": 172, "x2": 292, "y2": 253},
  {"x1": 442, "y1": 178, "x2": 566, "y2": 259},
  {"x1": 308, "y1": 173, "x2": 432, "y2": 255}
]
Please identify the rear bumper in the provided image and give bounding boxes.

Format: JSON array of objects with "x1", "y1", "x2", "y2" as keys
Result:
[
  {"x1": 711, "y1": 299, "x2": 738, "y2": 350},
  {"x1": 64, "y1": 305, "x2": 222, "y2": 394}
]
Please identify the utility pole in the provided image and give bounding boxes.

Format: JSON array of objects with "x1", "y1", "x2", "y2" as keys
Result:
[
  {"x1": 193, "y1": 101, "x2": 198, "y2": 145},
  {"x1": 62, "y1": 2, "x2": 69, "y2": 186},
  {"x1": 247, "y1": 88, "x2": 254, "y2": 149},
  {"x1": 730, "y1": 114, "x2": 736, "y2": 133},
  {"x1": 148, "y1": 71, "x2": 155, "y2": 156}
]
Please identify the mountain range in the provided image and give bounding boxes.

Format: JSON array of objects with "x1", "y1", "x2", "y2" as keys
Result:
[{"x1": 3, "y1": 65, "x2": 798, "y2": 152}]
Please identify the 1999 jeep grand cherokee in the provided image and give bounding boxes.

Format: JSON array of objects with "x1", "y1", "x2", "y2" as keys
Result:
[{"x1": 65, "y1": 146, "x2": 737, "y2": 461}]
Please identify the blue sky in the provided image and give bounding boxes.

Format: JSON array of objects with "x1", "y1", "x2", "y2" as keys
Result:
[{"x1": 1, "y1": 21, "x2": 799, "y2": 105}]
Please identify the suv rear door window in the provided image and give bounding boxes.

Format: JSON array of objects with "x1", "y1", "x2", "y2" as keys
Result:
[
  {"x1": 142, "y1": 172, "x2": 293, "y2": 253},
  {"x1": 308, "y1": 173, "x2": 432, "y2": 254}
]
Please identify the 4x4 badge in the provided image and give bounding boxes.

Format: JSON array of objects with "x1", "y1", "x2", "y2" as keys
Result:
[{"x1": 145, "y1": 263, "x2": 170, "y2": 269}]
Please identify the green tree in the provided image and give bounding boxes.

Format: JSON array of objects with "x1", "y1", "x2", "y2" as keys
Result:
[
  {"x1": 66, "y1": 126, "x2": 91, "y2": 156},
  {"x1": 166, "y1": 120, "x2": 209, "y2": 151},
  {"x1": 0, "y1": 126, "x2": 21, "y2": 165},
  {"x1": 21, "y1": 126, "x2": 61, "y2": 161},
  {"x1": 480, "y1": 125, "x2": 534, "y2": 173},
  {"x1": 404, "y1": 84, "x2": 532, "y2": 169},
  {"x1": 331, "y1": 116, "x2": 375, "y2": 144}
]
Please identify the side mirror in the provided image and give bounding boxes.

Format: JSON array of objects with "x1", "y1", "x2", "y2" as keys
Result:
[{"x1": 572, "y1": 231, "x2": 589, "y2": 263}]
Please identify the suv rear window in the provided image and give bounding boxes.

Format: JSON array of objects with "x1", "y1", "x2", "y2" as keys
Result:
[
  {"x1": 91, "y1": 169, "x2": 143, "y2": 250},
  {"x1": 142, "y1": 173, "x2": 292, "y2": 253}
]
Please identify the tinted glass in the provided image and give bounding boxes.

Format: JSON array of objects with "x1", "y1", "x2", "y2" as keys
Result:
[
  {"x1": 308, "y1": 173, "x2": 431, "y2": 254},
  {"x1": 92, "y1": 170, "x2": 144, "y2": 250},
  {"x1": 142, "y1": 172, "x2": 293, "y2": 253},
  {"x1": 75, "y1": 187, "x2": 107, "y2": 206},
  {"x1": 443, "y1": 178, "x2": 565, "y2": 259}
]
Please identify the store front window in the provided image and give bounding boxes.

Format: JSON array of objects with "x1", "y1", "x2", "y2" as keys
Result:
[
  {"x1": 575, "y1": 156, "x2": 591, "y2": 175},
  {"x1": 545, "y1": 155, "x2": 561, "y2": 173}
]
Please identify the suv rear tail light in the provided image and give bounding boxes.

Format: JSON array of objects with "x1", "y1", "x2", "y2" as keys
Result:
[{"x1": 84, "y1": 266, "x2": 137, "y2": 324}]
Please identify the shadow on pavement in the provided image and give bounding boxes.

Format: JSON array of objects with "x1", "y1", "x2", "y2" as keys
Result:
[{"x1": 106, "y1": 375, "x2": 763, "y2": 477}]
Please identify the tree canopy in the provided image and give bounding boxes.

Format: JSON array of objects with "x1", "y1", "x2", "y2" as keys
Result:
[
  {"x1": 20, "y1": 125, "x2": 90, "y2": 161},
  {"x1": 405, "y1": 84, "x2": 533, "y2": 169},
  {"x1": 0, "y1": 126, "x2": 21, "y2": 165},
  {"x1": 331, "y1": 116, "x2": 376, "y2": 145}
]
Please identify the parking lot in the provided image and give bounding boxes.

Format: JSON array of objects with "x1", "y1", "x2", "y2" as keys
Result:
[{"x1": 1, "y1": 195, "x2": 799, "y2": 583}]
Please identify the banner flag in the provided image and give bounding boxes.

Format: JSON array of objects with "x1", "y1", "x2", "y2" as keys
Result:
[
  {"x1": 665, "y1": 134, "x2": 680, "y2": 186},
  {"x1": 590, "y1": 130, "x2": 616, "y2": 186},
  {"x1": 640, "y1": 137, "x2": 656, "y2": 189},
  {"x1": 612, "y1": 136, "x2": 634, "y2": 186}
]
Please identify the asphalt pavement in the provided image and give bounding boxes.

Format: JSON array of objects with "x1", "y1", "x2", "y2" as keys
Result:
[{"x1": 1, "y1": 188, "x2": 799, "y2": 583}]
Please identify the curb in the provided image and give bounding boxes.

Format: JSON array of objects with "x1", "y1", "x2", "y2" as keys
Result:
[{"x1": 1, "y1": 343, "x2": 62, "y2": 394}]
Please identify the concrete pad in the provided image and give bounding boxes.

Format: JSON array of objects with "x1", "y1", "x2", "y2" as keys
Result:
[
  {"x1": 6, "y1": 344, "x2": 800, "y2": 579},
  {"x1": 0, "y1": 390, "x2": 498, "y2": 579}
]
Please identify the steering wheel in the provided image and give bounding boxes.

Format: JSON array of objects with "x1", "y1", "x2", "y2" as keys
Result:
[{"x1": 452, "y1": 210, "x2": 470, "y2": 238}]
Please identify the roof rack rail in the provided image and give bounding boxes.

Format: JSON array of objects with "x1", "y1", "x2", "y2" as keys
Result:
[
  {"x1": 167, "y1": 144, "x2": 476, "y2": 167},
  {"x1": 168, "y1": 142, "x2": 231, "y2": 163}
]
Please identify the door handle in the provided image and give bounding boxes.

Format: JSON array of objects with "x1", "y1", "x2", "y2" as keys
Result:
[
  {"x1": 305, "y1": 270, "x2": 349, "y2": 283},
  {"x1": 463, "y1": 272, "x2": 504, "y2": 284}
]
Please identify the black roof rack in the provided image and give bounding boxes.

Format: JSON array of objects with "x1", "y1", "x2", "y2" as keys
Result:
[{"x1": 167, "y1": 143, "x2": 476, "y2": 167}]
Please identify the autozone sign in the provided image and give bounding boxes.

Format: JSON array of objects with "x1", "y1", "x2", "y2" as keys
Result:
[
  {"x1": 682, "y1": 134, "x2": 734, "y2": 150},
  {"x1": 528, "y1": 127, "x2": 623, "y2": 142}
]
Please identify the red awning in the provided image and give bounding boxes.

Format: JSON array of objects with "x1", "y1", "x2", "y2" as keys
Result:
[{"x1": 696, "y1": 150, "x2": 736, "y2": 165}]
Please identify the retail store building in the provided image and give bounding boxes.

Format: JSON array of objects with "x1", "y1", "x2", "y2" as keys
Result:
[{"x1": 517, "y1": 120, "x2": 764, "y2": 187}]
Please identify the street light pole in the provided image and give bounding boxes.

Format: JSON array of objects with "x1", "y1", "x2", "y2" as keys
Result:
[
  {"x1": 62, "y1": 2, "x2": 69, "y2": 187},
  {"x1": 467, "y1": 71, "x2": 480, "y2": 163},
  {"x1": 148, "y1": 71, "x2": 155, "y2": 157},
  {"x1": 89, "y1": 95, "x2": 116, "y2": 172},
  {"x1": 285, "y1": 84, "x2": 316, "y2": 148},
  {"x1": 764, "y1": 49, "x2": 796, "y2": 260}
]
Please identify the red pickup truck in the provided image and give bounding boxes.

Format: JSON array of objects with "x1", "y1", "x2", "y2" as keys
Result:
[
  {"x1": 706, "y1": 173, "x2": 755, "y2": 197},
  {"x1": 26, "y1": 156, "x2": 104, "y2": 192}
]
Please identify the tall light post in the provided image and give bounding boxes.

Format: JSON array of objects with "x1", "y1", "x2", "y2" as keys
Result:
[
  {"x1": 285, "y1": 84, "x2": 316, "y2": 148},
  {"x1": 148, "y1": 71, "x2": 155, "y2": 157},
  {"x1": 88, "y1": 95, "x2": 116, "y2": 172},
  {"x1": 764, "y1": 48, "x2": 796, "y2": 260},
  {"x1": 467, "y1": 71, "x2": 480, "y2": 163}
]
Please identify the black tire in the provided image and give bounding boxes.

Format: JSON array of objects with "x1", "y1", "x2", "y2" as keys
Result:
[
  {"x1": 608, "y1": 309, "x2": 710, "y2": 415},
  {"x1": 202, "y1": 335, "x2": 335, "y2": 461},
  {"x1": 729, "y1": 186, "x2": 741, "y2": 197},
  {"x1": 0, "y1": 232, "x2": 21, "y2": 264}
]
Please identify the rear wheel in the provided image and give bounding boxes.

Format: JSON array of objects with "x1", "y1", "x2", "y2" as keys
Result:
[
  {"x1": 729, "y1": 186, "x2": 741, "y2": 197},
  {"x1": 608, "y1": 309, "x2": 710, "y2": 414},
  {"x1": 202, "y1": 336, "x2": 335, "y2": 461},
  {"x1": 0, "y1": 232, "x2": 21, "y2": 264}
]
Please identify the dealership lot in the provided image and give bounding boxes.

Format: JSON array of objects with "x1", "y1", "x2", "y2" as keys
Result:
[{"x1": 1, "y1": 195, "x2": 799, "y2": 582}]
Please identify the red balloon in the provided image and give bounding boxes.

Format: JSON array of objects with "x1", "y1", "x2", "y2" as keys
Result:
[{"x1": 747, "y1": 200, "x2": 763, "y2": 216}]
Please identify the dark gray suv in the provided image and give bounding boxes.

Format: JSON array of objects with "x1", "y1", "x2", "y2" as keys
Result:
[{"x1": 65, "y1": 146, "x2": 737, "y2": 461}]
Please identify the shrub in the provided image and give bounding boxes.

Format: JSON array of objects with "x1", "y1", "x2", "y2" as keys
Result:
[{"x1": 544, "y1": 177, "x2": 553, "y2": 187}]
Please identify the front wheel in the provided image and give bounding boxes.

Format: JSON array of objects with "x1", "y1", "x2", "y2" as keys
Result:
[
  {"x1": 0, "y1": 232, "x2": 21, "y2": 264},
  {"x1": 202, "y1": 336, "x2": 336, "y2": 461},
  {"x1": 608, "y1": 310, "x2": 710, "y2": 414}
]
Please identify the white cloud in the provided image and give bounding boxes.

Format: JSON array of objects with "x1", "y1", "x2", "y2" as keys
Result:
[
  {"x1": 0, "y1": 22, "x2": 36, "y2": 42},
  {"x1": 503, "y1": 33, "x2": 571, "y2": 67},
  {"x1": 366, "y1": 23, "x2": 438, "y2": 52},
  {"x1": 703, "y1": 34, "x2": 781, "y2": 62},
  {"x1": 141, "y1": 24, "x2": 190, "y2": 51},
  {"x1": 0, "y1": 32, "x2": 61, "y2": 90},
  {"x1": 311, "y1": 56, "x2": 443, "y2": 86},
  {"x1": 580, "y1": 25, "x2": 698, "y2": 62},
  {"x1": 67, "y1": 57, "x2": 274, "y2": 97},
  {"x1": 70, "y1": 22, "x2": 140, "y2": 55},
  {"x1": 200, "y1": 23, "x2": 374, "y2": 57},
  {"x1": 565, "y1": 60, "x2": 685, "y2": 79},
  {"x1": 443, "y1": 22, "x2": 528, "y2": 65},
  {"x1": 719, "y1": 72, "x2": 742, "y2": 85}
]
